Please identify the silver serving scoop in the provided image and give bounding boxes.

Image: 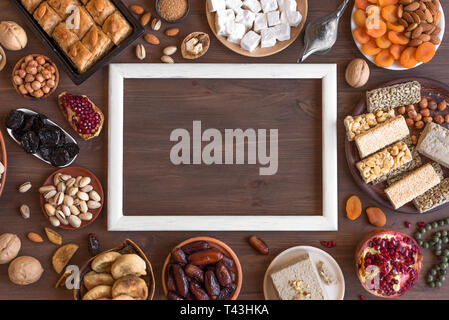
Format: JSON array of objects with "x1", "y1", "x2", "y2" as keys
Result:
[{"x1": 298, "y1": 0, "x2": 349, "y2": 63}]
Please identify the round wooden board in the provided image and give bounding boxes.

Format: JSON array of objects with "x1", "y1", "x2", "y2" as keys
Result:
[
  {"x1": 40, "y1": 166, "x2": 104, "y2": 230},
  {"x1": 345, "y1": 77, "x2": 449, "y2": 214},
  {"x1": 206, "y1": 0, "x2": 308, "y2": 57}
]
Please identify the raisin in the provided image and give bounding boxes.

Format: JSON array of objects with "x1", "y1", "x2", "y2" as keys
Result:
[{"x1": 87, "y1": 233, "x2": 100, "y2": 256}]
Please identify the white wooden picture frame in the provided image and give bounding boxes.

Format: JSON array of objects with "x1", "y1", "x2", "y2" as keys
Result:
[{"x1": 108, "y1": 64, "x2": 338, "y2": 231}]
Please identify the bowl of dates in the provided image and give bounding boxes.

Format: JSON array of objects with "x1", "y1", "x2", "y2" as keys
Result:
[
  {"x1": 5, "y1": 109, "x2": 79, "y2": 167},
  {"x1": 162, "y1": 237, "x2": 242, "y2": 300}
]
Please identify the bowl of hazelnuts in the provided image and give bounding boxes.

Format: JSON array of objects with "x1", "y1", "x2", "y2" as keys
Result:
[{"x1": 12, "y1": 54, "x2": 59, "y2": 99}]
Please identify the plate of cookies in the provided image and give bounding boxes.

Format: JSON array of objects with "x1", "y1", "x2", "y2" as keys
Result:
[
  {"x1": 345, "y1": 78, "x2": 449, "y2": 214},
  {"x1": 206, "y1": 0, "x2": 308, "y2": 57}
]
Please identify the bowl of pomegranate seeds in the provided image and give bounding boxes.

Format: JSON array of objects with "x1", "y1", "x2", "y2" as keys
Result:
[{"x1": 57, "y1": 92, "x2": 104, "y2": 140}]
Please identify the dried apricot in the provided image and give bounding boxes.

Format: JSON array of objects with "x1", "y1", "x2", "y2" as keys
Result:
[
  {"x1": 415, "y1": 42, "x2": 436, "y2": 63},
  {"x1": 361, "y1": 39, "x2": 382, "y2": 55},
  {"x1": 381, "y1": 5, "x2": 398, "y2": 23},
  {"x1": 375, "y1": 49, "x2": 395, "y2": 67},
  {"x1": 346, "y1": 195, "x2": 362, "y2": 221},
  {"x1": 353, "y1": 28, "x2": 371, "y2": 44},
  {"x1": 353, "y1": 9, "x2": 367, "y2": 28},
  {"x1": 387, "y1": 31, "x2": 409, "y2": 45},
  {"x1": 355, "y1": 0, "x2": 369, "y2": 10},
  {"x1": 389, "y1": 44, "x2": 406, "y2": 60},
  {"x1": 378, "y1": 0, "x2": 398, "y2": 6},
  {"x1": 386, "y1": 21, "x2": 405, "y2": 32},
  {"x1": 366, "y1": 207, "x2": 386, "y2": 227},
  {"x1": 375, "y1": 34, "x2": 392, "y2": 49},
  {"x1": 366, "y1": 20, "x2": 387, "y2": 38},
  {"x1": 400, "y1": 47, "x2": 418, "y2": 68}
]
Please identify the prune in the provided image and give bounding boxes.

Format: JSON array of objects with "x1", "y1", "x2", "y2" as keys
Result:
[
  {"x1": 49, "y1": 147, "x2": 70, "y2": 167},
  {"x1": 39, "y1": 145, "x2": 53, "y2": 161},
  {"x1": 21, "y1": 114, "x2": 36, "y2": 132},
  {"x1": 31, "y1": 114, "x2": 47, "y2": 133},
  {"x1": 63, "y1": 143, "x2": 79, "y2": 158},
  {"x1": 21, "y1": 131, "x2": 40, "y2": 154},
  {"x1": 12, "y1": 128, "x2": 26, "y2": 141},
  {"x1": 6, "y1": 110, "x2": 25, "y2": 130},
  {"x1": 39, "y1": 126, "x2": 62, "y2": 147}
]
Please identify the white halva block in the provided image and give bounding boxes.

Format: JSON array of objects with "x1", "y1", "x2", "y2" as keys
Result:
[
  {"x1": 274, "y1": 23, "x2": 290, "y2": 41},
  {"x1": 286, "y1": 10, "x2": 302, "y2": 27},
  {"x1": 242, "y1": 0, "x2": 261, "y2": 13},
  {"x1": 225, "y1": 0, "x2": 243, "y2": 13},
  {"x1": 208, "y1": 0, "x2": 226, "y2": 12},
  {"x1": 261, "y1": 27, "x2": 276, "y2": 48},
  {"x1": 235, "y1": 8, "x2": 256, "y2": 30},
  {"x1": 267, "y1": 10, "x2": 281, "y2": 26},
  {"x1": 261, "y1": 0, "x2": 278, "y2": 13},
  {"x1": 240, "y1": 30, "x2": 261, "y2": 52},
  {"x1": 227, "y1": 21, "x2": 246, "y2": 43},
  {"x1": 254, "y1": 13, "x2": 268, "y2": 32}
]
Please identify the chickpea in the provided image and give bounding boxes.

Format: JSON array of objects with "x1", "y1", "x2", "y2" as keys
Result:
[
  {"x1": 406, "y1": 118, "x2": 415, "y2": 127},
  {"x1": 31, "y1": 81, "x2": 41, "y2": 91},
  {"x1": 420, "y1": 108, "x2": 430, "y2": 117},
  {"x1": 406, "y1": 105, "x2": 415, "y2": 113},
  {"x1": 24, "y1": 74, "x2": 35, "y2": 83},
  {"x1": 414, "y1": 113, "x2": 422, "y2": 121},
  {"x1": 411, "y1": 135, "x2": 417, "y2": 145},
  {"x1": 415, "y1": 120, "x2": 424, "y2": 129},
  {"x1": 419, "y1": 97, "x2": 428, "y2": 109},
  {"x1": 434, "y1": 115, "x2": 445, "y2": 124},
  {"x1": 397, "y1": 106, "x2": 406, "y2": 114},
  {"x1": 13, "y1": 76, "x2": 23, "y2": 86},
  {"x1": 428, "y1": 100, "x2": 438, "y2": 110},
  {"x1": 18, "y1": 84, "x2": 27, "y2": 95},
  {"x1": 438, "y1": 100, "x2": 447, "y2": 111},
  {"x1": 424, "y1": 116, "x2": 433, "y2": 123},
  {"x1": 408, "y1": 110, "x2": 418, "y2": 118},
  {"x1": 445, "y1": 114, "x2": 449, "y2": 124}
]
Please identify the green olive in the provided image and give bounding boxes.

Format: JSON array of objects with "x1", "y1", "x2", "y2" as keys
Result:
[
  {"x1": 423, "y1": 242, "x2": 430, "y2": 249},
  {"x1": 436, "y1": 281, "x2": 442, "y2": 287},
  {"x1": 436, "y1": 244, "x2": 442, "y2": 251},
  {"x1": 436, "y1": 250, "x2": 442, "y2": 256},
  {"x1": 440, "y1": 275, "x2": 446, "y2": 282},
  {"x1": 442, "y1": 257, "x2": 449, "y2": 263},
  {"x1": 427, "y1": 275, "x2": 434, "y2": 282},
  {"x1": 435, "y1": 231, "x2": 442, "y2": 238},
  {"x1": 442, "y1": 237, "x2": 449, "y2": 244},
  {"x1": 426, "y1": 224, "x2": 433, "y2": 231},
  {"x1": 442, "y1": 230, "x2": 448, "y2": 237},
  {"x1": 445, "y1": 218, "x2": 449, "y2": 224},
  {"x1": 439, "y1": 220, "x2": 445, "y2": 227},
  {"x1": 432, "y1": 222, "x2": 439, "y2": 228},
  {"x1": 441, "y1": 262, "x2": 448, "y2": 269},
  {"x1": 431, "y1": 269, "x2": 438, "y2": 276},
  {"x1": 417, "y1": 240, "x2": 423, "y2": 246},
  {"x1": 429, "y1": 281, "x2": 436, "y2": 288},
  {"x1": 441, "y1": 269, "x2": 447, "y2": 275},
  {"x1": 415, "y1": 233, "x2": 422, "y2": 240}
]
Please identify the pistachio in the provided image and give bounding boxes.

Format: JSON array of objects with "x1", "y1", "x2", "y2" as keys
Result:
[
  {"x1": 79, "y1": 201, "x2": 88, "y2": 213},
  {"x1": 161, "y1": 55, "x2": 174, "y2": 64},
  {"x1": 20, "y1": 204, "x2": 30, "y2": 219},
  {"x1": 89, "y1": 191, "x2": 101, "y2": 202},
  {"x1": 53, "y1": 173, "x2": 62, "y2": 186},
  {"x1": 163, "y1": 46, "x2": 177, "y2": 56},
  {"x1": 67, "y1": 186, "x2": 78, "y2": 197},
  {"x1": 63, "y1": 195, "x2": 74, "y2": 206},
  {"x1": 18, "y1": 182, "x2": 32, "y2": 193},
  {"x1": 79, "y1": 212, "x2": 93, "y2": 221},
  {"x1": 61, "y1": 205, "x2": 71, "y2": 217},
  {"x1": 69, "y1": 205, "x2": 80, "y2": 216},
  {"x1": 57, "y1": 181, "x2": 66, "y2": 193},
  {"x1": 45, "y1": 203, "x2": 56, "y2": 216},
  {"x1": 49, "y1": 216, "x2": 60, "y2": 227},
  {"x1": 79, "y1": 177, "x2": 91, "y2": 188},
  {"x1": 136, "y1": 44, "x2": 146, "y2": 60},
  {"x1": 44, "y1": 189, "x2": 57, "y2": 200},
  {"x1": 39, "y1": 185, "x2": 55, "y2": 194},
  {"x1": 68, "y1": 215, "x2": 81, "y2": 228},
  {"x1": 75, "y1": 176, "x2": 83, "y2": 187},
  {"x1": 151, "y1": 18, "x2": 161, "y2": 31},
  {"x1": 65, "y1": 177, "x2": 76, "y2": 188},
  {"x1": 77, "y1": 191, "x2": 89, "y2": 201},
  {"x1": 55, "y1": 192, "x2": 64, "y2": 205},
  {"x1": 87, "y1": 201, "x2": 101, "y2": 210},
  {"x1": 60, "y1": 174, "x2": 72, "y2": 181},
  {"x1": 81, "y1": 185, "x2": 93, "y2": 192}
]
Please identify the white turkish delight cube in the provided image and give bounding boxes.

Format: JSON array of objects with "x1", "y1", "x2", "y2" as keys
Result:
[
  {"x1": 215, "y1": 10, "x2": 235, "y2": 36},
  {"x1": 285, "y1": 10, "x2": 302, "y2": 27},
  {"x1": 225, "y1": 0, "x2": 243, "y2": 13},
  {"x1": 267, "y1": 10, "x2": 280, "y2": 26},
  {"x1": 254, "y1": 13, "x2": 268, "y2": 32},
  {"x1": 242, "y1": 0, "x2": 261, "y2": 13},
  {"x1": 240, "y1": 30, "x2": 261, "y2": 52},
  {"x1": 278, "y1": 0, "x2": 296, "y2": 12},
  {"x1": 227, "y1": 21, "x2": 246, "y2": 43},
  {"x1": 274, "y1": 22, "x2": 290, "y2": 41},
  {"x1": 280, "y1": 10, "x2": 288, "y2": 24},
  {"x1": 208, "y1": 0, "x2": 226, "y2": 12},
  {"x1": 261, "y1": 27, "x2": 276, "y2": 48},
  {"x1": 216, "y1": 8, "x2": 236, "y2": 20},
  {"x1": 235, "y1": 8, "x2": 256, "y2": 30},
  {"x1": 261, "y1": 0, "x2": 278, "y2": 13}
]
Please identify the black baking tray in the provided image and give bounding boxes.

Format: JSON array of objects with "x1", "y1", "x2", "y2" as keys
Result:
[{"x1": 9, "y1": 0, "x2": 144, "y2": 85}]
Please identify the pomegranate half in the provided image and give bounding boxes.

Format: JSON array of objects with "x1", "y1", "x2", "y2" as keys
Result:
[{"x1": 355, "y1": 229, "x2": 423, "y2": 298}]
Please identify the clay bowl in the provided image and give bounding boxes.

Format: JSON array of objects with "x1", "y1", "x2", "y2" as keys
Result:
[
  {"x1": 162, "y1": 236, "x2": 242, "y2": 300},
  {"x1": 155, "y1": 0, "x2": 190, "y2": 23},
  {"x1": 12, "y1": 54, "x2": 59, "y2": 99},
  {"x1": 0, "y1": 46, "x2": 6, "y2": 71},
  {"x1": 0, "y1": 129, "x2": 7, "y2": 198},
  {"x1": 40, "y1": 166, "x2": 104, "y2": 230},
  {"x1": 74, "y1": 239, "x2": 156, "y2": 300}
]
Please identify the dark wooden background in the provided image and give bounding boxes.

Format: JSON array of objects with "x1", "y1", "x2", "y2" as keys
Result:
[{"x1": 0, "y1": 0, "x2": 448, "y2": 300}]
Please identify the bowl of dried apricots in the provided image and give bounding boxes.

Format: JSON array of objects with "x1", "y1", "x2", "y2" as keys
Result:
[{"x1": 351, "y1": 0, "x2": 445, "y2": 70}]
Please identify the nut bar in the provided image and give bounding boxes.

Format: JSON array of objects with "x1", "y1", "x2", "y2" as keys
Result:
[
  {"x1": 413, "y1": 178, "x2": 449, "y2": 213},
  {"x1": 366, "y1": 81, "x2": 421, "y2": 113},
  {"x1": 344, "y1": 109, "x2": 395, "y2": 141},
  {"x1": 356, "y1": 141, "x2": 412, "y2": 184},
  {"x1": 387, "y1": 162, "x2": 444, "y2": 186},
  {"x1": 372, "y1": 146, "x2": 421, "y2": 185},
  {"x1": 355, "y1": 115, "x2": 409, "y2": 159},
  {"x1": 384, "y1": 163, "x2": 441, "y2": 209},
  {"x1": 416, "y1": 122, "x2": 449, "y2": 168}
]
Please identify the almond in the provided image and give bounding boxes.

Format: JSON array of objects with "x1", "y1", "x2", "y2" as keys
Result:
[
  {"x1": 90, "y1": 30, "x2": 98, "y2": 46},
  {"x1": 37, "y1": 5, "x2": 47, "y2": 19},
  {"x1": 95, "y1": 0, "x2": 105, "y2": 12},
  {"x1": 140, "y1": 12, "x2": 151, "y2": 26},
  {"x1": 109, "y1": 21, "x2": 119, "y2": 33},
  {"x1": 163, "y1": 45, "x2": 177, "y2": 55},
  {"x1": 129, "y1": 4, "x2": 144, "y2": 15},
  {"x1": 430, "y1": 35, "x2": 441, "y2": 45},
  {"x1": 144, "y1": 34, "x2": 160, "y2": 45},
  {"x1": 28, "y1": 232, "x2": 44, "y2": 243},
  {"x1": 161, "y1": 55, "x2": 174, "y2": 64},
  {"x1": 404, "y1": 2, "x2": 420, "y2": 12},
  {"x1": 165, "y1": 28, "x2": 180, "y2": 37}
]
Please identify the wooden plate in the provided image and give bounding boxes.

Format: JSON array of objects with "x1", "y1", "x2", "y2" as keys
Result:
[
  {"x1": 40, "y1": 166, "x2": 104, "y2": 230},
  {"x1": 0, "y1": 129, "x2": 7, "y2": 198},
  {"x1": 162, "y1": 236, "x2": 242, "y2": 300},
  {"x1": 345, "y1": 77, "x2": 449, "y2": 214},
  {"x1": 206, "y1": 0, "x2": 308, "y2": 57},
  {"x1": 74, "y1": 239, "x2": 156, "y2": 300}
]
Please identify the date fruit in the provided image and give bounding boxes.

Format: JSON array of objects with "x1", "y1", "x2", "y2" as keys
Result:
[
  {"x1": 188, "y1": 249, "x2": 223, "y2": 266},
  {"x1": 216, "y1": 261, "x2": 232, "y2": 287},
  {"x1": 171, "y1": 248, "x2": 187, "y2": 264},
  {"x1": 218, "y1": 283, "x2": 236, "y2": 300},
  {"x1": 167, "y1": 291, "x2": 184, "y2": 300},
  {"x1": 181, "y1": 241, "x2": 210, "y2": 255},
  {"x1": 204, "y1": 270, "x2": 220, "y2": 299},
  {"x1": 165, "y1": 264, "x2": 177, "y2": 292},
  {"x1": 172, "y1": 264, "x2": 189, "y2": 298},
  {"x1": 248, "y1": 235, "x2": 269, "y2": 255},
  {"x1": 184, "y1": 264, "x2": 204, "y2": 283},
  {"x1": 87, "y1": 233, "x2": 100, "y2": 256},
  {"x1": 189, "y1": 280, "x2": 210, "y2": 300}
]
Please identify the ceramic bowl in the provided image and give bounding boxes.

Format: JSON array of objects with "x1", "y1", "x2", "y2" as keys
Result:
[{"x1": 155, "y1": 0, "x2": 190, "y2": 23}]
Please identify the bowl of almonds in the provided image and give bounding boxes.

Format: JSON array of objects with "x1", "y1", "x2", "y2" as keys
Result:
[
  {"x1": 39, "y1": 167, "x2": 104, "y2": 230},
  {"x1": 12, "y1": 54, "x2": 59, "y2": 99}
]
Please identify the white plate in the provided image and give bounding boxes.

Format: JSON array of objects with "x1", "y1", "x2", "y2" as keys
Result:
[
  {"x1": 263, "y1": 245, "x2": 345, "y2": 300},
  {"x1": 6, "y1": 108, "x2": 78, "y2": 167},
  {"x1": 350, "y1": 4, "x2": 445, "y2": 70}
]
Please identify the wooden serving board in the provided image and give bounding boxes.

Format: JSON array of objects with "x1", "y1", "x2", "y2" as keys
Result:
[
  {"x1": 205, "y1": 0, "x2": 308, "y2": 57},
  {"x1": 345, "y1": 77, "x2": 449, "y2": 214}
]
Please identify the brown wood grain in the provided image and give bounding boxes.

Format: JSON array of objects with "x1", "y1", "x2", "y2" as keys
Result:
[{"x1": 0, "y1": 0, "x2": 448, "y2": 300}]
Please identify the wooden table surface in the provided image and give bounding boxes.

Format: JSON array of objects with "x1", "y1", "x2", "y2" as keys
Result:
[{"x1": 0, "y1": 0, "x2": 449, "y2": 300}]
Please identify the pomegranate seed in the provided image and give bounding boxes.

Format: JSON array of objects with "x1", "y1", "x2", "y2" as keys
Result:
[
  {"x1": 404, "y1": 221, "x2": 411, "y2": 228},
  {"x1": 417, "y1": 222, "x2": 426, "y2": 228},
  {"x1": 360, "y1": 295, "x2": 366, "y2": 300},
  {"x1": 320, "y1": 241, "x2": 328, "y2": 247}
]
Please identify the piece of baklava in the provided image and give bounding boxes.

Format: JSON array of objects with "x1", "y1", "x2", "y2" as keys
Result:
[
  {"x1": 67, "y1": 41, "x2": 93, "y2": 73},
  {"x1": 81, "y1": 25, "x2": 112, "y2": 61},
  {"x1": 33, "y1": 2, "x2": 63, "y2": 34},
  {"x1": 21, "y1": 0, "x2": 43, "y2": 13},
  {"x1": 52, "y1": 22, "x2": 79, "y2": 53},
  {"x1": 67, "y1": 6, "x2": 94, "y2": 39},
  {"x1": 102, "y1": 11, "x2": 131, "y2": 45},
  {"x1": 47, "y1": 0, "x2": 80, "y2": 19},
  {"x1": 85, "y1": 0, "x2": 116, "y2": 25}
]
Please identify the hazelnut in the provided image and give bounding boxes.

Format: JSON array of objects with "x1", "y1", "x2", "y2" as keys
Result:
[
  {"x1": 36, "y1": 56, "x2": 45, "y2": 65},
  {"x1": 445, "y1": 114, "x2": 449, "y2": 124},
  {"x1": 13, "y1": 75, "x2": 23, "y2": 85},
  {"x1": 20, "y1": 62, "x2": 26, "y2": 69},
  {"x1": 408, "y1": 110, "x2": 418, "y2": 118},
  {"x1": 420, "y1": 108, "x2": 430, "y2": 117},
  {"x1": 419, "y1": 97, "x2": 428, "y2": 108},
  {"x1": 24, "y1": 83, "x2": 33, "y2": 94},
  {"x1": 18, "y1": 69, "x2": 26, "y2": 78},
  {"x1": 32, "y1": 89, "x2": 44, "y2": 98},
  {"x1": 406, "y1": 105, "x2": 415, "y2": 112},
  {"x1": 25, "y1": 66, "x2": 37, "y2": 75},
  {"x1": 42, "y1": 70, "x2": 51, "y2": 79},
  {"x1": 345, "y1": 58, "x2": 370, "y2": 88},
  {"x1": 435, "y1": 115, "x2": 444, "y2": 124},
  {"x1": 24, "y1": 74, "x2": 34, "y2": 83},
  {"x1": 424, "y1": 116, "x2": 433, "y2": 123},
  {"x1": 397, "y1": 106, "x2": 406, "y2": 114},
  {"x1": 35, "y1": 73, "x2": 44, "y2": 82},
  {"x1": 415, "y1": 120, "x2": 424, "y2": 129},
  {"x1": 411, "y1": 135, "x2": 417, "y2": 145},
  {"x1": 31, "y1": 80, "x2": 41, "y2": 91},
  {"x1": 27, "y1": 60, "x2": 38, "y2": 68},
  {"x1": 428, "y1": 100, "x2": 438, "y2": 110},
  {"x1": 42, "y1": 86, "x2": 50, "y2": 94},
  {"x1": 414, "y1": 114, "x2": 422, "y2": 121},
  {"x1": 24, "y1": 55, "x2": 33, "y2": 63},
  {"x1": 406, "y1": 118, "x2": 415, "y2": 126},
  {"x1": 46, "y1": 79, "x2": 55, "y2": 88},
  {"x1": 18, "y1": 84, "x2": 27, "y2": 95},
  {"x1": 438, "y1": 100, "x2": 447, "y2": 111}
]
